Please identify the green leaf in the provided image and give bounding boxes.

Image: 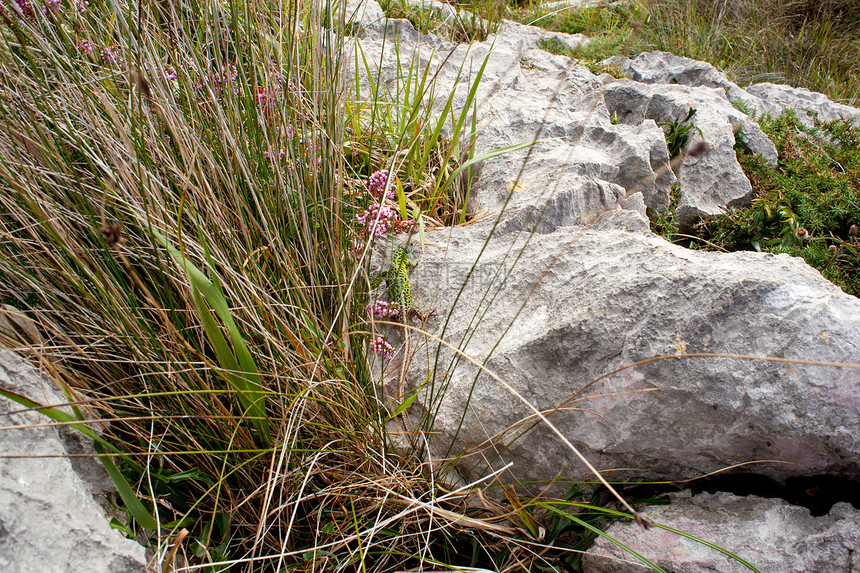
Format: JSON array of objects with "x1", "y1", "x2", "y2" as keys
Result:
[
  {"x1": 388, "y1": 389, "x2": 418, "y2": 419},
  {"x1": 108, "y1": 517, "x2": 135, "y2": 539},
  {"x1": 95, "y1": 442, "x2": 159, "y2": 530},
  {"x1": 540, "y1": 505, "x2": 667, "y2": 572},
  {"x1": 448, "y1": 140, "x2": 537, "y2": 181},
  {"x1": 653, "y1": 523, "x2": 761, "y2": 572},
  {"x1": 0, "y1": 386, "x2": 103, "y2": 445},
  {"x1": 142, "y1": 224, "x2": 270, "y2": 442},
  {"x1": 396, "y1": 175, "x2": 408, "y2": 220}
]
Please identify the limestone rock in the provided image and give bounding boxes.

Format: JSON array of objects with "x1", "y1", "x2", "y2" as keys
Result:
[
  {"x1": 346, "y1": 0, "x2": 860, "y2": 512},
  {"x1": 0, "y1": 350, "x2": 147, "y2": 573},
  {"x1": 746, "y1": 82, "x2": 860, "y2": 129},
  {"x1": 603, "y1": 78, "x2": 778, "y2": 227},
  {"x1": 346, "y1": 6, "x2": 674, "y2": 235},
  {"x1": 583, "y1": 492, "x2": 860, "y2": 572},
  {"x1": 604, "y1": 50, "x2": 778, "y2": 117},
  {"x1": 409, "y1": 223, "x2": 860, "y2": 492}
]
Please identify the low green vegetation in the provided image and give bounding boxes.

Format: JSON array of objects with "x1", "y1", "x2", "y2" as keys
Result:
[{"x1": 698, "y1": 113, "x2": 859, "y2": 296}]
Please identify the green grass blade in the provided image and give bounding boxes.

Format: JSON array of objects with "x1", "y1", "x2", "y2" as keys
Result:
[
  {"x1": 536, "y1": 501, "x2": 760, "y2": 572},
  {"x1": 388, "y1": 389, "x2": 418, "y2": 419},
  {"x1": 94, "y1": 442, "x2": 159, "y2": 530},
  {"x1": 539, "y1": 503, "x2": 667, "y2": 572},
  {"x1": 0, "y1": 387, "x2": 112, "y2": 450},
  {"x1": 652, "y1": 523, "x2": 760, "y2": 572},
  {"x1": 449, "y1": 140, "x2": 537, "y2": 181},
  {"x1": 143, "y1": 224, "x2": 270, "y2": 441}
]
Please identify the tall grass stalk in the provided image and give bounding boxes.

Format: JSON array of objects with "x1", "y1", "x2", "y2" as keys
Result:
[{"x1": 0, "y1": 0, "x2": 442, "y2": 568}]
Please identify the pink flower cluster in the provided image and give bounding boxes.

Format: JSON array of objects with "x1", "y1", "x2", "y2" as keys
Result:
[
  {"x1": 1, "y1": 0, "x2": 37, "y2": 23},
  {"x1": 42, "y1": 0, "x2": 60, "y2": 15},
  {"x1": 263, "y1": 148, "x2": 286, "y2": 161},
  {"x1": 100, "y1": 46, "x2": 120, "y2": 65},
  {"x1": 351, "y1": 169, "x2": 418, "y2": 255},
  {"x1": 356, "y1": 203, "x2": 397, "y2": 237},
  {"x1": 366, "y1": 299, "x2": 400, "y2": 319},
  {"x1": 13, "y1": 0, "x2": 34, "y2": 20},
  {"x1": 369, "y1": 336, "x2": 394, "y2": 360},
  {"x1": 350, "y1": 239, "x2": 365, "y2": 257},
  {"x1": 393, "y1": 218, "x2": 418, "y2": 235},
  {"x1": 368, "y1": 169, "x2": 393, "y2": 199},
  {"x1": 195, "y1": 66, "x2": 237, "y2": 95}
]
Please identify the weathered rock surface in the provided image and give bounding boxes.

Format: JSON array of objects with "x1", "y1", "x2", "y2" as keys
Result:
[
  {"x1": 408, "y1": 223, "x2": 860, "y2": 491},
  {"x1": 345, "y1": 4, "x2": 674, "y2": 234},
  {"x1": 605, "y1": 51, "x2": 779, "y2": 117},
  {"x1": 606, "y1": 50, "x2": 860, "y2": 129},
  {"x1": 746, "y1": 82, "x2": 860, "y2": 128},
  {"x1": 583, "y1": 491, "x2": 860, "y2": 572},
  {"x1": 0, "y1": 350, "x2": 147, "y2": 573},
  {"x1": 602, "y1": 77, "x2": 776, "y2": 227}
]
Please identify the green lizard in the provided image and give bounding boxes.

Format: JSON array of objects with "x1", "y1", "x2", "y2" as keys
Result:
[
  {"x1": 386, "y1": 242, "x2": 416, "y2": 311},
  {"x1": 381, "y1": 242, "x2": 417, "y2": 444}
]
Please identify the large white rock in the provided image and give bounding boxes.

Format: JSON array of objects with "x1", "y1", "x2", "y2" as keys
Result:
[
  {"x1": 0, "y1": 350, "x2": 147, "y2": 573},
  {"x1": 347, "y1": 0, "x2": 860, "y2": 509},
  {"x1": 406, "y1": 223, "x2": 860, "y2": 491},
  {"x1": 583, "y1": 492, "x2": 860, "y2": 572}
]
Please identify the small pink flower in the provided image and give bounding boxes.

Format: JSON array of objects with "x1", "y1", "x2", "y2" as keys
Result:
[
  {"x1": 369, "y1": 336, "x2": 394, "y2": 360},
  {"x1": 165, "y1": 66, "x2": 177, "y2": 81},
  {"x1": 394, "y1": 219, "x2": 418, "y2": 235},
  {"x1": 368, "y1": 169, "x2": 393, "y2": 199},
  {"x1": 42, "y1": 0, "x2": 61, "y2": 15},
  {"x1": 355, "y1": 203, "x2": 397, "y2": 237},
  {"x1": 366, "y1": 299, "x2": 400, "y2": 319},
  {"x1": 100, "y1": 46, "x2": 120, "y2": 65},
  {"x1": 78, "y1": 40, "x2": 93, "y2": 55},
  {"x1": 263, "y1": 148, "x2": 286, "y2": 161},
  {"x1": 12, "y1": 0, "x2": 35, "y2": 21}
]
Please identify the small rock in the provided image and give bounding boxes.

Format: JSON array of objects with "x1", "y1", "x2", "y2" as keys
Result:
[
  {"x1": 746, "y1": 82, "x2": 860, "y2": 129},
  {"x1": 583, "y1": 491, "x2": 860, "y2": 573}
]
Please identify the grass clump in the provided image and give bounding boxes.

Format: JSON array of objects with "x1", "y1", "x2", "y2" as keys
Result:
[{"x1": 0, "y1": 0, "x2": 505, "y2": 570}]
